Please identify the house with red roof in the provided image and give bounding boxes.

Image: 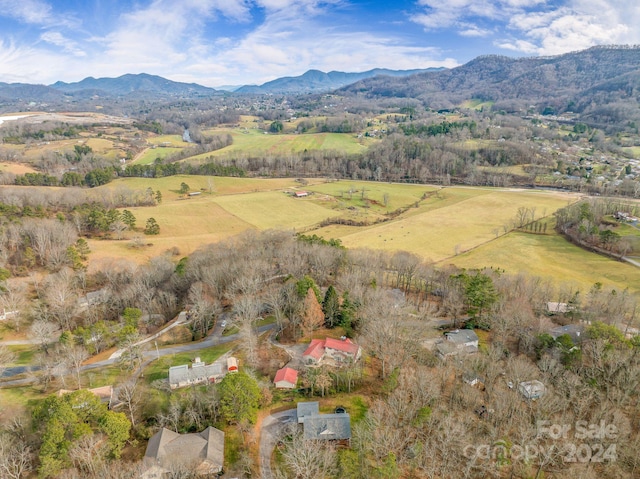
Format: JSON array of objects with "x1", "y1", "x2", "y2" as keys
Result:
[
  {"x1": 302, "y1": 337, "x2": 362, "y2": 366},
  {"x1": 274, "y1": 367, "x2": 299, "y2": 389}
]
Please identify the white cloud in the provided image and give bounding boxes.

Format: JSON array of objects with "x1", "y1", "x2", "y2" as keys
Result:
[
  {"x1": 413, "y1": 0, "x2": 640, "y2": 57},
  {"x1": 0, "y1": 0, "x2": 53, "y2": 24},
  {"x1": 40, "y1": 31, "x2": 86, "y2": 57}
]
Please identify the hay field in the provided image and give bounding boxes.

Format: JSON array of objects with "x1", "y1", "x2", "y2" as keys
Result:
[
  {"x1": 213, "y1": 191, "x2": 335, "y2": 230},
  {"x1": 310, "y1": 188, "x2": 575, "y2": 261},
  {"x1": 306, "y1": 181, "x2": 435, "y2": 211},
  {"x1": 0, "y1": 162, "x2": 38, "y2": 174},
  {"x1": 86, "y1": 178, "x2": 640, "y2": 292},
  {"x1": 452, "y1": 231, "x2": 640, "y2": 292}
]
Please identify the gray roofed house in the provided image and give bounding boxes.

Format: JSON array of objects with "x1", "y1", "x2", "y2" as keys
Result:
[
  {"x1": 549, "y1": 324, "x2": 584, "y2": 343},
  {"x1": 445, "y1": 329, "x2": 479, "y2": 348},
  {"x1": 436, "y1": 329, "x2": 479, "y2": 359},
  {"x1": 303, "y1": 413, "x2": 351, "y2": 442},
  {"x1": 297, "y1": 401, "x2": 319, "y2": 424},
  {"x1": 168, "y1": 361, "x2": 225, "y2": 389},
  {"x1": 143, "y1": 426, "x2": 224, "y2": 477}
]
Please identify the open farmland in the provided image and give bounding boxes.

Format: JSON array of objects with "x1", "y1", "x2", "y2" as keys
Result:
[
  {"x1": 189, "y1": 128, "x2": 367, "y2": 159},
  {"x1": 452, "y1": 231, "x2": 640, "y2": 292},
  {"x1": 81, "y1": 176, "x2": 640, "y2": 292},
  {"x1": 309, "y1": 187, "x2": 574, "y2": 258},
  {"x1": 134, "y1": 146, "x2": 183, "y2": 165}
]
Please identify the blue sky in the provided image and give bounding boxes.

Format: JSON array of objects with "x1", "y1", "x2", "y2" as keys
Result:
[{"x1": 0, "y1": 0, "x2": 638, "y2": 87}]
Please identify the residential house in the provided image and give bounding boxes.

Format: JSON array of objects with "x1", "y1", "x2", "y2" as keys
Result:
[
  {"x1": 297, "y1": 401, "x2": 319, "y2": 424},
  {"x1": 295, "y1": 401, "x2": 351, "y2": 444},
  {"x1": 549, "y1": 324, "x2": 584, "y2": 343},
  {"x1": 274, "y1": 367, "x2": 298, "y2": 389},
  {"x1": 518, "y1": 380, "x2": 546, "y2": 400},
  {"x1": 302, "y1": 337, "x2": 362, "y2": 366},
  {"x1": 303, "y1": 413, "x2": 351, "y2": 443},
  {"x1": 78, "y1": 289, "x2": 108, "y2": 309},
  {"x1": 294, "y1": 191, "x2": 309, "y2": 197},
  {"x1": 168, "y1": 359, "x2": 224, "y2": 390},
  {"x1": 436, "y1": 329, "x2": 479, "y2": 359},
  {"x1": 143, "y1": 426, "x2": 224, "y2": 478},
  {"x1": 546, "y1": 302, "x2": 571, "y2": 314}
]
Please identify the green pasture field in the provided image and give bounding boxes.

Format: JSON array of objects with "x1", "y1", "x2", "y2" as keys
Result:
[
  {"x1": 306, "y1": 180, "x2": 436, "y2": 212},
  {"x1": 133, "y1": 146, "x2": 182, "y2": 165},
  {"x1": 452, "y1": 231, "x2": 640, "y2": 293},
  {"x1": 89, "y1": 176, "x2": 330, "y2": 261},
  {"x1": 622, "y1": 146, "x2": 640, "y2": 157},
  {"x1": 187, "y1": 128, "x2": 367, "y2": 160},
  {"x1": 460, "y1": 99, "x2": 495, "y2": 110},
  {"x1": 146, "y1": 134, "x2": 191, "y2": 147}
]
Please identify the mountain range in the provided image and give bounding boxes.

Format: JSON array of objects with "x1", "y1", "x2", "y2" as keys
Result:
[
  {"x1": 0, "y1": 68, "x2": 442, "y2": 102},
  {"x1": 341, "y1": 46, "x2": 640, "y2": 122},
  {"x1": 1, "y1": 46, "x2": 640, "y2": 125},
  {"x1": 234, "y1": 68, "x2": 440, "y2": 94}
]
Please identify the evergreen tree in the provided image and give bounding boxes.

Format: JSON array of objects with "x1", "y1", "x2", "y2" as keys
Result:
[
  {"x1": 144, "y1": 217, "x2": 160, "y2": 235},
  {"x1": 322, "y1": 285, "x2": 341, "y2": 328}
]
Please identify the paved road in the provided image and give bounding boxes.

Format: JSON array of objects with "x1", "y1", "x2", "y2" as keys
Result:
[
  {"x1": 0, "y1": 322, "x2": 276, "y2": 387},
  {"x1": 259, "y1": 409, "x2": 297, "y2": 479}
]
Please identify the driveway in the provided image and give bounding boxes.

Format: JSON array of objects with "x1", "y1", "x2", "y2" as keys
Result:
[
  {"x1": 0, "y1": 322, "x2": 276, "y2": 386},
  {"x1": 259, "y1": 409, "x2": 297, "y2": 479}
]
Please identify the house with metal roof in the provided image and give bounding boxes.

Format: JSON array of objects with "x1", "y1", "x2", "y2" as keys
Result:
[
  {"x1": 302, "y1": 337, "x2": 362, "y2": 366},
  {"x1": 274, "y1": 367, "x2": 298, "y2": 389}
]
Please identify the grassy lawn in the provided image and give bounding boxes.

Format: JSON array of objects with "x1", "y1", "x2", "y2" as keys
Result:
[
  {"x1": 7, "y1": 345, "x2": 36, "y2": 365},
  {"x1": 142, "y1": 342, "x2": 235, "y2": 384}
]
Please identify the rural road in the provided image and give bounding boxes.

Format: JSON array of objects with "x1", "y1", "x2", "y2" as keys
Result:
[
  {"x1": 259, "y1": 409, "x2": 297, "y2": 479},
  {"x1": 0, "y1": 322, "x2": 276, "y2": 386}
]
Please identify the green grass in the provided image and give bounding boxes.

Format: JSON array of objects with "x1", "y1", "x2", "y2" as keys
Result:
[
  {"x1": 306, "y1": 180, "x2": 435, "y2": 212},
  {"x1": 186, "y1": 129, "x2": 366, "y2": 159},
  {"x1": 7, "y1": 345, "x2": 36, "y2": 365},
  {"x1": 460, "y1": 99, "x2": 495, "y2": 111},
  {"x1": 133, "y1": 147, "x2": 182, "y2": 165},
  {"x1": 142, "y1": 342, "x2": 235, "y2": 384}
]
